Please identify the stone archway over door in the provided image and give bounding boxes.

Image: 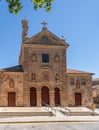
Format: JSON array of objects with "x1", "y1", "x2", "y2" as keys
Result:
[
  {"x1": 41, "y1": 86, "x2": 49, "y2": 106},
  {"x1": 30, "y1": 87, "x2": 37, "y2": 106},
  {"x1": 54, "y1": 88, "x2": 60, "y2": 106},
  {"x1": 8, "y1": 92, "x2": 16, "y2": 106},
  {"x1": 75, "y1": 93, "x2": 82, "y2": 106}
]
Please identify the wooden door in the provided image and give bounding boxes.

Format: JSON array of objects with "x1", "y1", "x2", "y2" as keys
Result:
[
  {"x1": 30, "y1": 87, "x2": 37, "y2": 106},
  {"x1": 8, "y1": 92, "x2": 16, "y2": 106},
  {"x1": 41, "y1": 86, "x2": 49, "y2": 106},
  {"x1": 55, "y1": 88, "x2": 60, "y2": 106},
  {"x1": 75, "y1": 93, "x2": 82, "y2": 106}
]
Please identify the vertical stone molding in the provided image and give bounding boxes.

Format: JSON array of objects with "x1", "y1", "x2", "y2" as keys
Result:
[
  {"x1": 37, "y1": 90, "x2": 41, "y2": 107},
  {"x1": 49, "y1": 90, "x2": 54, "y2": 106}
]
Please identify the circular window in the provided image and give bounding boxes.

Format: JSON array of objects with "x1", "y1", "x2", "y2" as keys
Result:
[{"x1": 42, "y1": 37, "x2": 48, "y2": 42}]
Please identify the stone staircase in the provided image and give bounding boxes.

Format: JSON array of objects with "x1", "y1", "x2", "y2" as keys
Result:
[
  {"x1": 0, "y1": 107, "x2": 96, "y2": 117},
  {"x1": 56, "y1": 107, "x2": 95, "y2": 116},
  {"x1": 0, "y1": 107, "x2": 54, "y2": 117}
]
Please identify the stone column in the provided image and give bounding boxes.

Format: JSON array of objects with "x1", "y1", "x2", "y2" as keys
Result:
[
  {"x1": 49, "y1": 90, "x2": 54, "y2": 107},
  {"x1": 23, "y1": 86, "x2": 30, "y2": 107},
  {"x1": 37, "y1": 90, "x2": 41, "y2": 107},
  {"x1": 60, "y1": 89, "x2": 67, "y2": 107}
]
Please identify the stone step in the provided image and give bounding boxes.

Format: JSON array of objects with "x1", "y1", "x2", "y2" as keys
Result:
[
  {"x1": 55, "y1": 107, "x2": 95, "y2": 116},
  {"x1": 65, "y1": 111, "x2": 94, "y2": 116},
  {"x1": 0, "y1": 107, "x2": 54, "y2": 117},
  {"x1": 0, "y1": 111, "x2": 54, "y2": 117}
]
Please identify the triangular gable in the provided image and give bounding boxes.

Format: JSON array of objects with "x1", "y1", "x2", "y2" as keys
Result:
[{"x1": 25, "y1": 28, "x2": 69, "y2": 46}]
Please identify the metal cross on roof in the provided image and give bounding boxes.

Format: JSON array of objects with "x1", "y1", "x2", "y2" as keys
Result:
[{"x1": 41, "y1": 21, "x2": 47, "y2": 28}]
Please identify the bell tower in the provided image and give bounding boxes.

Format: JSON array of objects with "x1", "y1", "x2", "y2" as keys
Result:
[{"x1": 22, "y1": 18, "x2": 28, "y2": 42}]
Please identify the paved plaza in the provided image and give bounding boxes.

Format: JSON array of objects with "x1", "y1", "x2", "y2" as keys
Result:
[
  {"x1": 0, "y1": 122, "x2": 99, "y2": 130},
  {"x1": 0, "y1": 107, "x2": 99, "y2": 130}
]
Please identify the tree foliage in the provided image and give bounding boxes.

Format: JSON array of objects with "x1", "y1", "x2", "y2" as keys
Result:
[{"x1": 6, "y1": 0, "x2": 53, "y2": 14}]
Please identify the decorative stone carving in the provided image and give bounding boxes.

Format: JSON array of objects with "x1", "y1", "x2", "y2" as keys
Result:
[
  {"x1": 31, "y1": 54, "x2": 36, "y2": 62},
  {"x1": 54, "y1": 55, "x2": 60, "y2": 62},
  {"x1": 9, "y1": 78, "x2": 14, "y2": 88},
  {"x1": 55, "y1": 73, "x2": 60, "y2": 82},
  {"x1": 43, "y1": 71, "x2": 49, "y2": 81},
  {"x1": 76, "y1": 79, "x2": 80, "y2": 89},
  {"x1": 31, "y1": 73, "x2": 36, "y2": 82}
]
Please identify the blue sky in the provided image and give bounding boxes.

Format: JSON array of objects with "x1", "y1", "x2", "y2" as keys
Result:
[{"x1": 0, "y1": 0, "x2": 99, "y2": 78}]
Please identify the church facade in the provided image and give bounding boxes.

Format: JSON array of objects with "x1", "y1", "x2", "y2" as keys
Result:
[{"x1": 0, "y1": 19, "x2": 93, "y2": 108}]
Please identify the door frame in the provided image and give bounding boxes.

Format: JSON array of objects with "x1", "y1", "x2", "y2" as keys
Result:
[
  {"x1": 8, "y1": 92, "x2": 16, "y2": 107},
  {"x1": 30, "y1": 87, "x2": 37, "y2": 106},
  {"x1": 41, "y1": 86, "x2": 49, "y2": 106},
  {"x1": 75, "y1": 93, "x2": 82, "y2": 106},
  {"x1": 54, "y1": 87, "x2": 60, "y2": 106}
]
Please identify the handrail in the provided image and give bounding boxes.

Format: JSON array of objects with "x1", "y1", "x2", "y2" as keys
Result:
[
  {"x1": 55, "y1": 104, "x2": 71, "y2": 116},
  {"x1": 55, "y1": 104, "x2": 61, "y2": 110},
  {"x1": 63, "y1": 107, "x2": 71, "y2": 116},
  {"x1": 42, "y1": 102, "x2": 56, "y2": 116}
]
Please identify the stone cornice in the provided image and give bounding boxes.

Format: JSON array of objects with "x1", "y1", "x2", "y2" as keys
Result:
[{"x1": 22, "y1": 43, "x2": 67, "y2": 49}]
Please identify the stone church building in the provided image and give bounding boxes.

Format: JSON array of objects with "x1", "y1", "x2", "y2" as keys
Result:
[{"x1": 0, "y1": 19, "x2": 93, "y2": 108}]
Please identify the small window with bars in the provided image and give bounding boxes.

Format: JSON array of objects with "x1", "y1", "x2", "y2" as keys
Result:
[
  {"x1": 81, "y1": 79, "x2": 86, "y2": 85},
  {"x1": 70, "y1": 78, "x2": 74, "y2": 85},
  {"x1": 42, "y1": 54, "x2": 49, "y2": 63}
]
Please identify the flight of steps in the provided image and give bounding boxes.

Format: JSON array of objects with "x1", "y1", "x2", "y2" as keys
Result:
[
  {"x1": 0, "y1": 107, "x2": 96, "y2": 117},
  {"x1": 58, "y1": 107, "x2": 95, "y2": 116},
  {"x1": 0, "y1": 107, "x2": 54, "y2": 117}
]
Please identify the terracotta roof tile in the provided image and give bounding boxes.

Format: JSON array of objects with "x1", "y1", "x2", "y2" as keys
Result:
[{"x1": 67, "y1": 68, "x2": 94, "y2": 74}]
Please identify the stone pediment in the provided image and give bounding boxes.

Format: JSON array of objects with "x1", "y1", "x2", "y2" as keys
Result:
[{"x1": 25, "y1": 28, "x2": 69, "y2": 47}]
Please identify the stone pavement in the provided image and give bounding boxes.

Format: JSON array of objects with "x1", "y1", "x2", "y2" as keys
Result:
[{"x1": 0, "y1": 107, "x2": 98, "y2": 123}]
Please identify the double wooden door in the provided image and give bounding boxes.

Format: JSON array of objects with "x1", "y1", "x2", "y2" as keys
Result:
[{"x1": 41, "y1": 86, "x2": 49, "y2": 106}]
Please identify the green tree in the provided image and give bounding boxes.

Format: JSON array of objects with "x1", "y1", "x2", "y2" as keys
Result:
[{"x1": 6, "y1": 0, "x2": 53, "y2": 14}]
